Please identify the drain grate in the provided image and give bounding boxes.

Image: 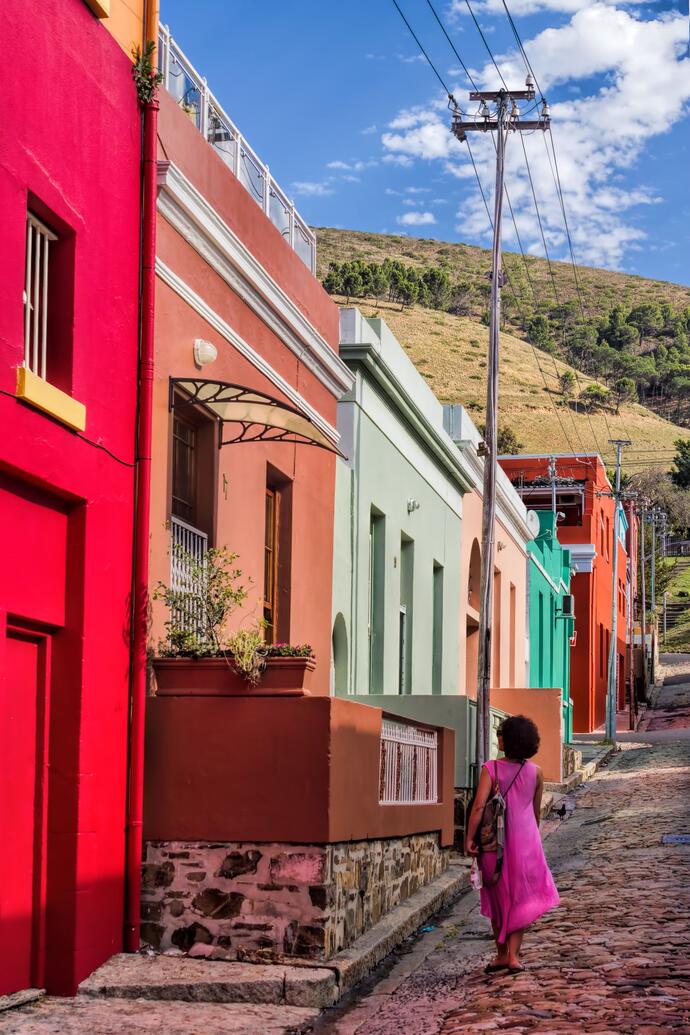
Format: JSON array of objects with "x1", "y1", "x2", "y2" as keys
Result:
[{"x1": 661, "y1": 834, "x2": 690, "y2": 845}]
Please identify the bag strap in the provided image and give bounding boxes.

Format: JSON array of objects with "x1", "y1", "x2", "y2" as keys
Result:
[{"x1": 502, "y1": 760, "x2": 525, "y2": 799}]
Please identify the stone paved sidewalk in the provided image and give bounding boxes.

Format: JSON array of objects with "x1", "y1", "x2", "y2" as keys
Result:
[
  {"x1": 315, "y1": 670, "x2": 690, "y2": 1035},
  {"x1": 4, "y1": 666, "x2": 689, "y2": 1034}
]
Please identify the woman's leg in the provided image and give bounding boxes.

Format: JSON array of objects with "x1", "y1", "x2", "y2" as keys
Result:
[
  {"x1": 491, "y1": 921, "x2": 509, "y2": 965},
  {"x1": 507, "y1": 928, "x2": 525, "y2": 968}
]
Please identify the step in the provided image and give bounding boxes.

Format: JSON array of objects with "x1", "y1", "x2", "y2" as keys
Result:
[
  {"x1": 1, "y1": 997, "x2": 319, "y2": 1034},
  {"x1": 79, "y1": 955, "x2": 338, "y2": 1009}
]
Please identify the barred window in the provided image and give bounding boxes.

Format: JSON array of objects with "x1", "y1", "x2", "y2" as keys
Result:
[{"x1": 23, "y1": 213, "x2": 58, "y2": 380}]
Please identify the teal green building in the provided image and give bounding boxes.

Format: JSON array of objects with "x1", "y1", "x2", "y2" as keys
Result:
[{"x1": 527, "y1": 510, "x2": 575, "y2": 742}]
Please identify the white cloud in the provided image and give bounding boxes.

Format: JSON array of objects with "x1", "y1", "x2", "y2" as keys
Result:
[
  {"x1": 291, "y1": 181, "x2": 334, "y2": 197},
  {"x1": 382, "y1": 154, "x2": 415, "y2": 167},
  {"x1": 402, "y1": 198, "x2": 420, "y2": 206},
  {"x1": 405, "y1": 186, "x2": 431, "y2": 194},
  {"x1": 382, "y1": 5, "x2": 690, "y2": 269},
  {"x1": 361, "y1": 124, "x2": 378, "y2": 135},
  {"x1": 450, "y1": 0, "x2": 645, "y2": 15},
  {"x1": 397, "y1": 52, "x2": 426, "y2": 64},
  {"x1": 397, "y1": 211, "x2": 437, "y2": 226},
  {"x1": 326, "y1": 159, "x2": 377, "y2": 172},
  {"x1": 342, "y1": 174, "x2": 361, "y2": 183}
]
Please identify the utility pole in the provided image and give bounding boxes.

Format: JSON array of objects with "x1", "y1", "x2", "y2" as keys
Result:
[
  {"x1": 452, "y1": 79, "x2": 550, "y2": 771},
  {"x1": 650, "y1": 509, "x2": 657, "y2": 613},
  {"x1": 626, "y1": 499, "x2": 636, "y2": 732},
  {"x1": 640, "y1": 501, "x2": 648, "y2": 699},
  {"x1": 606, "y1": 439, "x2": 631, "y2": 743},
  {"x1": 548, "y1": 455, "x2": 557, "y2": 514}
]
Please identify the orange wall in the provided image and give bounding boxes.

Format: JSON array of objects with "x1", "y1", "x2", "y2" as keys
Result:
[
  {"x1": 144, "y1": 696, "x2": 455, "y2": 846},
  {"x1": 88, "y1": 0, "x2": 153, "y2": 57},
  {"x1": 459, "y1": 487, "x2": 527, "y2": 697},
  {"x1": 490, "y1": 687, "x2": 563, "y2": 782},
  {"x1": 150, "y1": 93, "x2": 342, "y2": 692},
  {"x1": 499, "y1": 455, "x2": 628, "y2": 733}
]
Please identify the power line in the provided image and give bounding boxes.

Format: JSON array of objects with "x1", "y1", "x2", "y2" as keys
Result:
[
  {"x1": 463, "y1": 0, "x2": 508, "y2": 89},
  {"x1": 389, "y1": 0, "x2": 458, "y2": 105},
  {"x1": 424, "y1": 0, "x2": 478, "y2": 91},
  {"x1": 500, "y1": 0, "x2": 543, "y2": 98}
]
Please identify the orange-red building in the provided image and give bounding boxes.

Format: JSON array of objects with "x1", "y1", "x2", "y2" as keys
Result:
[{"x1": 499, "y1": 455, "x2": 628, "y2": 733}]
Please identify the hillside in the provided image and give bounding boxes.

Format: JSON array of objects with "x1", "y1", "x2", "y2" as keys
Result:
[
  {"x1": 329, "y1": 295, "x2": 684, "y2": 470},
  {"x1": 316, "y1": 228, "x2": 690, "y2": 470},
  {"x1": 315, "y1": 228, "x2": 690, "y2": 323}
]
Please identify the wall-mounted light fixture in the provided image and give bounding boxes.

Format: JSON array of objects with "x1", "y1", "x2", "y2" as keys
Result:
[
  {"x1": 407, "y1": 498, "x2": 420, "y2": 514},
  {"x1": 497, "y1": 540, "x2": 506, "y2": 552},
  {"x1": 193, "y1": 338, "x2": 218, "y2": 368}
]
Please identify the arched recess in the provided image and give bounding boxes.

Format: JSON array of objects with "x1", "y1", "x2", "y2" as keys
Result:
[
  {"x1": 332, "y1": 613, "x2": 348, "y2": 696},
  {"x1": 468, "y1": 538, "x2": 481, "y2": 611}
]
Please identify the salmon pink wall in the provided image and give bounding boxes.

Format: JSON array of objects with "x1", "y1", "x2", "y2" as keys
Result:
[
  {"x1": 0, "y1": 0, "x2": 140, "y2": 995},
  {"x1": 459, "y1": 488, "x2": 527, "y2": 697},
  {"x1": 150, "y1": 94, "x2": 342, "y2": 690},
  {"x1": 490, "y1": 687, "x2": 563, "y2": 782}
]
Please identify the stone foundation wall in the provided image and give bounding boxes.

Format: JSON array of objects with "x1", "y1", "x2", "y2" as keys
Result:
[{"x1": 141, "y1": 833, "x2": 448, "y2": 961}]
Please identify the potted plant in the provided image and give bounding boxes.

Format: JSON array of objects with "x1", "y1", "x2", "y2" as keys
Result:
[{"x1": 152, "y1": 544, "x2": 315, "y2": 696}]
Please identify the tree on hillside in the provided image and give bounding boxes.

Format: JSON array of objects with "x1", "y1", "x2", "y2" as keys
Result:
[
  {"x1": 672, "y1": 439, "x2": 690, "y2": 490},
  {"x1": 478, "y1": 424, "x2": 524, "y2": 455},
  {"x1": 579, "y1": 383, "x2": 610, "y2": 411},
  {"x1": 566, "y1": 323, "x2": 598, "y2": 372},
  {"x1": 629, "y1": 467, "x2": 690, "y2": 531},
  {"x1": 341, "y1": 263, "x2": 363, "y2": 304},
  {"x1": 611, "y1": 377, "x2": 637, "y2": 413},
  {"x1": 527, "y1": 314, "x2": 553, "y2": 352},
  {"x1": 447, "y1": 278, "x2": 475, "y2": 316},
  {"x1": 322, "y1": 262, "x2": 342, "y2": 295},
  {"x1": 558, "y1": 370, "x2": 576, "y2": 401},
  {"x1": 422, "y1": 266, "x2": 452, "y2": 310},
  {"x1": 627, "y1": 302, "x2": 663, "y2": 350}
]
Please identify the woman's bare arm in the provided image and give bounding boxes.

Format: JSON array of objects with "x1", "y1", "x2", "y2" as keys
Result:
[
  {"x1": 465, "y1": 766, "x2": 493, "y2": 856},
  {"x1": 533, "y1": 767, "x2": 544, "y2": 824}
]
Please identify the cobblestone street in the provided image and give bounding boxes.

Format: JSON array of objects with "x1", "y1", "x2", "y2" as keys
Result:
[
  {"x1": 315, "y1": 667, "x2": 690, "y2": 1035},
  {"x1": 3, "y1": 664, "x2": 689, "y2": 1035}
]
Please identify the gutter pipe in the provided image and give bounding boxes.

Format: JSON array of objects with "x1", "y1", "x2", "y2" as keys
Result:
[{"x1": 125, "y1": 93, "x2": 158, "y2": 953}]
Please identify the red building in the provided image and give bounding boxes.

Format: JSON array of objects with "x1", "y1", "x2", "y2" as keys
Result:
[
  {"x1": 0, "y1": 0, "x2": 146, "y2": 996},
  {"x1": 499, "y1": 455, "x2": 628, "y2": 733}
]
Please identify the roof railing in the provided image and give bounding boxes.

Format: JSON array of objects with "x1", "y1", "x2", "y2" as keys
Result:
[{"x1": 157, "y1": 26, "x2": 316, "y2": 274}]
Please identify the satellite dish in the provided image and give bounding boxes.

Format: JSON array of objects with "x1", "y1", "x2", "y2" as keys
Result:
[{"x1": 526, "y1": 510, "x2": 541, "y2": 538}]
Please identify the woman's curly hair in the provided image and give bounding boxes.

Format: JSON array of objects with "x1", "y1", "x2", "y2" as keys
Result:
[{"x1": 497, "y1": 715, "x2": 540, "y2": 760}]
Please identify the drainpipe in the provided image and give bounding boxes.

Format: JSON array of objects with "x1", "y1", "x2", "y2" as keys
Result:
[{"x1": 125, "y1": 95, "x2": 158, "y2": 953}]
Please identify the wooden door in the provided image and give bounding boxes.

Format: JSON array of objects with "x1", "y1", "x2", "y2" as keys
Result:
[{"x1": 0, "y1": 626, "x2": 50, "y2": 995}]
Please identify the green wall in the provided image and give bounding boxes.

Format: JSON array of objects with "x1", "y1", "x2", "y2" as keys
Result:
[{"x1": 527, "y1": 510, "x2": 574, "y2": 741}]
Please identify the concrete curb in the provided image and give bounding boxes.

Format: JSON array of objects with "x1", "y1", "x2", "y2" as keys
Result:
[
  {"x1": 0, "y1": 989, "x2": 45, "y2": 1014},
  {"x1": 326, "y1": 863, "x2": 471, "y2": 994}
]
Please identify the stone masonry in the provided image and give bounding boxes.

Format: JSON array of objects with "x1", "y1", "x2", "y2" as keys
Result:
[{"x1": 141, "y1": 833, "x2": 447, "y2": 961}]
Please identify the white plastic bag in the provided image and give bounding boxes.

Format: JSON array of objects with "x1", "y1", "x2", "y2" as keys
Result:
[{"x1": 470, "y1": 858, "x2": 483, "y2": 891}]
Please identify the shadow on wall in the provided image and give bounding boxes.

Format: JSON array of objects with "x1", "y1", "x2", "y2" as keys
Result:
[{"x1": 332, "y1": 613, "x2": 348, "y2": 696}]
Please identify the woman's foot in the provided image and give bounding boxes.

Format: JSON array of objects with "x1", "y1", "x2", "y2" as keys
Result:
[
  {"x1": 507, "y1": 958, "x2": 525, "y2": 973},
  {"x1": 484, "y1": 955, "x2": 510, "y2": 973}
]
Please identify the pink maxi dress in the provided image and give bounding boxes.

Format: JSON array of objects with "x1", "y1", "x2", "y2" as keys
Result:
[{"x1": 479, "y1": 759, "x2": 560, "y2": 942}]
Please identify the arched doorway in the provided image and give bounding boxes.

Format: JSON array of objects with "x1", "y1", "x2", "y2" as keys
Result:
[
  {"x1": 332, "y1": 613, "x2": 348, "y2": 696},
  {"x1": 465, "y1": 539, "x2": 481, "y2": 697}
]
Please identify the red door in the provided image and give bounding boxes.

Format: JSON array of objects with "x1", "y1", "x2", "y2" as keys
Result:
[{"x1": 0, "y1": 626, "x2": 50, "y2": 995}]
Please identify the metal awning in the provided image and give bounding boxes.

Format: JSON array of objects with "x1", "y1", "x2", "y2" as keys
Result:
[{"x1": 169, "y1": 378, "x2": 343, "y2": 455}]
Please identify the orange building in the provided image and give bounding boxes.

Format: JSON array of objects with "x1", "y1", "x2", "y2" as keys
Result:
[{"x1": 499, "y1": 454, "x2": 628, "y2": 734}]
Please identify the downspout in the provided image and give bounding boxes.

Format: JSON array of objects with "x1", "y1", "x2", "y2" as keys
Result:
[{"x1": 125, "y1": 94, "x2": 158, "y2": 953}]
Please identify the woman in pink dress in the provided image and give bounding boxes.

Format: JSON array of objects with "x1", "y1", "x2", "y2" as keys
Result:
[{"x1": 465, "y1": 715, "x2": 560, "y2": 973}]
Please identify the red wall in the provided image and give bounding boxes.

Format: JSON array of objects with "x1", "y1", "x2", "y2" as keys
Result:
[
  {"x1": 0, "y1": 0, "x2": 140, "y2": 995},
  {"x1": 144, "y1": 696, "x2": 455, "y2": 847},
  {"x1": 500, "y1": 456, "x2": 628, "y2": 732},
  {"x1": 150, "y1": 92, "x2": 342, "y2": 689}
]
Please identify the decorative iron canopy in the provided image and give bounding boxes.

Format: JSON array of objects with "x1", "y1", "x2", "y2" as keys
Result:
[{"x1": 169, "y1": 378, "x2": 343, "y2": 455}]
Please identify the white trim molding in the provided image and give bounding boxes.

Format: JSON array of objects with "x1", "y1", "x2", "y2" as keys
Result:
[
  {"x1": 156, "y1": 161, "x2": 353, "y2": 400},
  {"x1": 156, "y1": 258, "x2": 341, "y2": 448},
  {"x1": 569, "y1": 543, "x2": 597, "y2": 574}
]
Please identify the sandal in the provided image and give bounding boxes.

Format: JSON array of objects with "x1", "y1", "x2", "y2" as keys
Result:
[
  {"x1": 484, "y1": 963, "x2": 509, "y2": 973},
  {"x1": 508, "y1": 964, "x2": 525, "y2": 974}
]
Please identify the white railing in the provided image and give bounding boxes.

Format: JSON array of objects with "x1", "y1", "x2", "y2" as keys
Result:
[
  {"x1": 379, "y1": 719, "x2": 438, "y2": 805},
  {"x1": 157, "y1": 26, "x2": 316, "y2": 274},
  {"x1": 24, "y1": 213, "x2": 57, "y2": 379},
  {"x1": 171, "y1": 516, "x2": 209, "y2": 636}
]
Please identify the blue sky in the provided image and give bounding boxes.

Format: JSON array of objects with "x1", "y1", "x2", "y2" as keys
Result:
[{"x1": 160, "y1": 0, "x2": 689, "y2": 284}]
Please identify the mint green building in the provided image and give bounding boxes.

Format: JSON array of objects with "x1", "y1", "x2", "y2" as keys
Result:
[{"x1": 527, "y1": 510, "x2": 575, "y2": 742}]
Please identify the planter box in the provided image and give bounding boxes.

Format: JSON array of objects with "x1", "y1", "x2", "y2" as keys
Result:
[{"x1": 153, "y1": 655, "x2": 315, "y2": 697}]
